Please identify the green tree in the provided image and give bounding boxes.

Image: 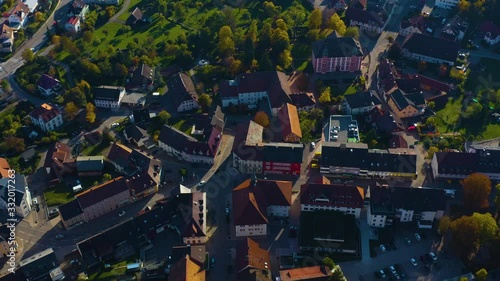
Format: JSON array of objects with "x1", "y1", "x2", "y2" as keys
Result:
[
  {"x1": 82, "y1": 30, "x2": 93, "y2": 44},
  {"x1": 247, "y1": 20, "x2": 258, "y2": 44},
  {"x1": 34, "y1": 11, "x2": 44, "y2": 23},
  {"x1": 65, "y1": 102, "x2": 78, "y2": 119},
  {"x1": 344, "y1": 27, "x2": 360, "y2": 40},
  {"x1": 198, "y1": 93, "x2": 213, "y2": 111},
  {"x1": 459, "y1": 277, "x2": 469, "y2": 281},
  {"x1": 259, "y1": 22, "x2": 273, "y2": 50},
  {"x1": 494, "y1": 184, "x2": 500, "y2": 217},
  {"x1": 254, "y1": 111, "x2": 270, "y2": 127},
  {"x1": 85, "y1": 102, "x2": 96, "y2": 124},
  {"x1": 319, "y1": 86, "x2": 331, "y2": 104},
  {"x1": 426, "y1": 146, "x2": 439, "y2": 159},
  {"x1": 64, "y1": 87, "x2": 87, "y2": 107},
  {"x1": 179, "y1": 168, "x2": 187, "y2": 176},
  {"x1": 259, "y1": 52, "x2": 273, "y2": 71},
  {"x1": 278, "y1": 49, "x2": 292, "y2": 69},
  {"x1": 438, "y1": 216, "x2": 452, "y2": 235},
  {"x1": 218, "y1": 26, "x2": 235, "y2": 58},
  {"x1": 463, "y1": 173, "x2": 492, "y2": 211},
  {"x1": 475, "y1": 269, "x2": 488, "y2": 281},
  {"x1": 322, "y1": 257, "x2": 335, "y2": 269},
  {"x1": 438, "y1": 138, "x2": 449, "y2": 149},
  {"x1": 472, "y1": 212, "x2": 497, "y2": 243},
  {"x1": 285, "y1": 6, "x2": 306, "y2": 28},
  {"x1": 463, "y1": 103, "x2": 483, "y2": 119},
  {"x1": 307, "y1": 29, "x2": 320, "y2": 42},
  {"x1": 158, "y1": 110, "x2": 171, "y2": 124},
  {"x1": 102, "y1": 173, "x2": 112, "y2": 182},
  {"x1": 276, "y1": 19, "x2": 288, "y2": 31},
  {"x1": 329, "y1": 13, "x2": 346, "y2": 35},
  {"x1": 21, "y1": 49, "x2": 35, "y2": 62},
  {"x1": 271, "y1": 28, "x2": 290, "y2": 54},
  {"x1": 308, "y1": 8, "x2": 322, "y2": 29},
  {"x1": 105, "y1": 6, "x2": 116, "y2": 18},
  {"x1": 263, "y1": 1, "x2": 281, "y2": 18},
  {"x1": 450, "y1": 215, "x2": 480, "y2": 258}
]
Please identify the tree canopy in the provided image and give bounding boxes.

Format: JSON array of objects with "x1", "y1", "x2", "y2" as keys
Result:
[
  {"x1": 463, "y1": 173, "x2": 492, "y2": 211},
  {"x1": 254, "y1": 111, "x2": 270, "y2": 127}
]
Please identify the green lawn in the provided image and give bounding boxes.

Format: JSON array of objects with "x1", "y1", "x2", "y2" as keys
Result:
[
  {"x1": 117, "y1": 0, "x2": 143, "y2": 22},
  {"x1": 434, "y1": 96, "x2": 463, "y2": 133},
  {"x1": 480, "y1": 124, "x2": 500, "y2": 139},
  {"x1": 466, "y1": 58, "x2": 500, "y2": 91},
  {"x1": 171, "y1": 119, "x2": 193, "y2": 135},
  {"x1": 88, "y1": 256, "x2": 139, "y2": 280},
  {"x1": 44, "y1": 183, "x2": 75, "y2": 206},
  {"x1": 344, "y1": 85, "x2": 358, "y2": 95}
]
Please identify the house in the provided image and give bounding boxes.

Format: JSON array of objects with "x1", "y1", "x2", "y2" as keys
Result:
[
  {"x1": 389, "y1": 135, "x2": 408, "y2": 148},
  {"x1": 76, "y1": 177, "x2": 130, "y2": 221},
  {"x1": 345, "y1": 7, "x2": 385, "y2": 34},
  {"x1": 219, "y1": 71, "x2": 293, "y2": 116},
  {"x1": 276, "y1": 103, "x2": 302, "y2": 143},
  {"x1": 0, "y1": 24, "x2": 14, "y2": 53},
  {"x1": 93, "y1": 86, "x2": 126, "y2": 110},
  {"x1": 106, "y1": 143, "x2": 133, "y2": 173},
  {"x1": 350, "y1": 0, "x2": 367, "y2": 9},
  {"x1": 20, "y1": 147, "x2": 37, "y2": 162},
  {"x1": 124, "y1": 125, "x2": 154, "y2": 148},
  {"x1": 58, "y1": 199, "x2": 84, "y2": 229},
  {"x1": 8, "y1": 2, "x2": 29, "y2": 28},
  {"x1": 168, "y1": 255, "x2": 205, "y2": 281},
  {"x1": 76, "y1": 156, "x2": 104, "y2": 176},
  {"x1": 312, "y1": 35, "x2": 364, "y2": 73},
  {"x1": 29, "y1": 103, "x2": 63, "y2": 132},
  {"x1": 120, "y1": 92, "x2": 146, "y2": 108},
  {"x1": 342, "y1": 90, "x2": 381, "y2": 115},
  {"x1": 133, "y1": 64, "x2": 154, "y2": 88},
  {"x1": 369, "y1": 107, "x2": 404, "y2": 134},
  {"x1": 68, "y1": 0, "x2": 89, "y2": 20},
  {"x1": 431, "y1": 148, "x2": 500, "y2": 180},
  {"x1": 395, "y1": 78, "x2": 421, "y2": 93},
  {"x1": 106, "y1": 143, "x2": 162, "y2": 184},
  {"x1": 320, "y1": 142, "x2": 417, "y2": 180},
  {"x1": 126, "y1": 173, "x2": 157, "y2": 200},
  {"x1": 376, "y1": 59, "x2": 400, "y2": 100},
  {"x1": 84, "y1": 131, "x2": 102, "y2": 145},
  {"x1": 279, "y1": 266, "x2": 333, "y2": 281},
  {"x1": 158, "y1": 125, "x2": 220, "y2": 165},
  {"x1": 399, "y1": 15, "x2": 426, "y2": 37},
  {"x1": 23, "y1": 0, "x2": 39, "y2": 13},
  {"x1": 300, "y1": 211, "x2": 360, "y2": 255},
  {"x1": 44, "y1": 142, "x2": 76, "y2": 182},
  {"x1": 480, "y1": 21, "x2": 500, "y2": 46},
  {"x1": 290, "y1": 92, "x2": 316, "y2": 111},
  {"x1": 409, "y1": 74, "x2": 453, "y2": 93},
  {"x1": 171, "y1": 245, "x2": 206, "y2": 266},
  {"x1": 300, "y1": 183, "x2": 364, "y2": 218},
  {"x1": 232, "y1": 121, "x2": 303, "y2": 175},
  {"x1": 236, "y1": 238, "x2": 271, "y2": 281},
  {"x1": 0, "y1": 225, "x2": 18, "y2": 258},
  {"x1": 167, "y1": 73, "x2": 199, "y2": 113},
  {"x1": 0, "y1": 174, "x2": 32, "y2": 217},
  {"x1": 65, "y1": 16, "x2": 81, "y2": 33},
  {"x1": 18, "y1": 248, "x2": 63, "y2": 281},
  {"x1": 367, "y1": 185, "x2": 446, "y2": 228},
  {"x1": 435, "y1": 0, "x2": 459, "y2": 9},
  {"x1": 330, "y1": 0, "x2": 348, "y2": 10},
  {"x1": 387, "y1": 89, "x2": 426, "y2": 118},
  {"x1": 441, "y1": 20, "x2": 468, "y2": 42},
  {"x1": 128, "y1": 7, "x2": 143, "y2": 24},
  {"x1": 132, "y1": 108, "x2": 150, "y2": 124},
  {"x1": 176, "y1": 191, "x2": 207, "y2": 244},
  {"x1": 232, "y1": 178, "x2": 292, "y2": 237},
  {"x1": 401, "y1": 33, "x2": 460, "y2": 66},
  {"x1": 37, "y1": 74, "x2": 61, "y2": 96}
]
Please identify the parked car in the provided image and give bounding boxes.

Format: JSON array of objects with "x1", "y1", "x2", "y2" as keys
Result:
[
  {"x1": 389, "y1": 265, "x2": 397, "y2": 275},
  {"x1": 198, "y1": 180, "x2": 206, "y2": 186},
  {"x1": 379, "y1": 245, "x2": 387, "y2": 252},
  {"x1": 210, "y1": 257, "x2": 216, "y2": 268},
  {"x1": 311, "y1": 142, "x2": 315, "y2": 149},
  {"x1": 405, "y1": 237, "x2": 411, "y2": 245},
  {"x1": 379, "y1": 269, "x2": 386, "y2": 278},
  {"x1": 415, "y1": 233, "x2": 422, "y2": 241},
  {"x1": 410, "y1": 258, "x2": 418, "y2": 267},
  {"x1": 429, "y1": 252, "x2": 438, "y2": 262},
  {"x1": 55, "y1": 234, "x2": 64, "y2": 239}
]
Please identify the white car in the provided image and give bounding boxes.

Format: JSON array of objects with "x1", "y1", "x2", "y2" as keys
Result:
[
  {"x1": 379, "y1": 245, "x2": 387, "y2": 253},
  {"x1": 389, "y1": 265, "x2": 397, "y2": 275},
  {"x1": 198, "y1": 60, "x2": 209, "y2": 66},
  {"x1": 410, "y1": 258, "x2": 418, "y2": 267},
  {"x1": 429, "y1": 252, "x2": 438, "y2": 262},
  {"x1": 311, "y1": 142, "x2": 315, "y2": 149},
  {"x1": 111, "y1": 122, "x2": 119, "y2": 127},
  {"x1": 415, "y1": 233, "x2": 422, "y2": 241},
  {"x1": 198, "y1": 180, "x2": 206, "y2": 186},
  {"x1": 119, "y1": 210, "x2": 126, "y2": 217}
]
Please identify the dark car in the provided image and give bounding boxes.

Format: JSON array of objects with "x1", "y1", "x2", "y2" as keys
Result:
[{"x1": 210, "y1": 257, "x2": 216, "y2": 268}]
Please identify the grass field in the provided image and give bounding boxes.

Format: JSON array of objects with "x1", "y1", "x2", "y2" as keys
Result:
[
  {"x1": 88, "y1": 256, "x2": 139, "y2": 280},
  {"x1": 434, "y1": 96, "x2": 463, "y2": 133},
  {"x1": 44, "y1": 183, "x2": 75, "y2": 206},
  {"x1": 466, "y1": 58, "x2": 500, "y2": 92}
]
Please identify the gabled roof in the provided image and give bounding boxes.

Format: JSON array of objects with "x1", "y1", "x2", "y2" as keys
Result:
[
  {"x1": 236, "y1": 238, "x2": 270, "y2": 273},
  {"x1": 0, "y1": 157, "x2": 10, "y2": 178},
  {"x1": 9, "y1": 2, "x2": 29, "y2": 20},
  {"x1": 176, "y1": 191, "x2": 206, "y2": 239},
  {"x1": 400, "y1": 15, "x2": 426, "y2": 31},
  {"x1": 410, "y1": 74, "x2": 453, "y2": 92},
  {"x1": 72, "y1": 0, "x2": 87, "y2": 9},
  {"x1": 134, "y1": 64, "x2": 154, "y2": 81},
  {"x1": 290, "y1": 92, "x2": 316, "y2": 109},
  {"x1": 0, "y1": 23, "x2": 13, "y2": 41},
  {"x1": 93, "y1": 86, "x2": 124, "y2": 101},
  {"x1": 107, "y1": 143, "x2": 132, "y2": 164},
  {"x1": 158, "y1": 125, "x2": 217, "y2": 158},
  {"x1": 126, "y1": 173, "x2": 156, "y2": 195},
  {"x1": 377, "y1": 59, "x2": 399, "y2": 81},
  {"x1": 124, "y1": 125, "x2": 148, "y2": 143},
  {"x1": 132, "y1": 108, "x2": 150, "y2": 124},
  {"x1": 312, "y1": 36, "x2": 364, "y2": 58},
  {"x1": 345, "y1": 7, "x2": 385, "y2": 27},
  {"x1": 29, "y1": 103, "x2": 61, "y2": 122},
  {"x1": 390, "y1": 187, "x2": 446, "y2": 212},
  {"x1": 277, "y1": 103, "x2": 302, "y2": 139},
  {"x1": 402, "y1": 33, "x2": 460, "y2": 62},
  {"x1": 351, "y1": 0, "x2": 367, "y2": 9},
  {"x1": 280, "y1": 266, "x2": 332, "y2": 281},
  {"x1": 167, "y1": 73, "x2": 198, "y2": 109},
  {"x1": 168, "y1": 255, "x2": 205, "y2": 281},
  {"x1": 232, "y1": 179, "x2": 292, "y2": 226},
  {"x1": 131, "y1": 7, "x2": 142, "y2": 20},
  {"x1": 344, "y1": 90, "x2": 381, "y2": 109},
  {"x1": 76, "y1": 177, "x2": 128, "y2": 209},
  {"x1": 390, "y1": 135, "x2": 407, "y2": 148},
  {"x1": 434, "y1": 151, "x2": 479, "y2": 175},
  {"x1": 395, "y1": 79, "x2": 421, "y2": 93},
  {"x1": 300, "y1": 183, "x2": 365, "y2": 208},
  {"x1": 67, "y1": 16, "x2": 79, "y2": 25},
  {"x1": 390, "y1": 89, "x2": 413, "y2": 111},
  {"x1": 58, "y1": 199, "x2": 83, "y2": 221},
  {"x1": 405, "y1": 92, "x2": 425, "y2": 106},
  {"x1": 44, "y1": 142, "x2": 74, "y2": 169},
  {"x1": 37, "y1": 74, "x2": 60, "y2": 90}
]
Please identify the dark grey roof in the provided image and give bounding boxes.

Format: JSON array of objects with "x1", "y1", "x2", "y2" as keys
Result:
[
  {"x1": 395, "y1": 79, "x2": 421, "y2": 93},
  {"x1": 435, "y1": 149, "x2": 500, "y2": 175},
  {"x1": 58, "y1": 199, "x2": 83, "y2": 221},
  {"x1": 0, "y1": 175, "x2": 27, "y2": 207},
  {"x1": 344, "y1": 90, "x2": 381, "y2": 109},
  {"x1": 405, "y1": 92, "x2": 426, "y2": 106},
  {"x1": 76, "y1": 156, "x2": 104, "y2": 172},
  {"x1": 94, "y1": 86, "x2": 124, "y2": 101},
  {"x1": 158, "y1": 125, "x2": 216, "y2": 158},
  {"x1": 477, "y1": 149, "x2": 500, "y2": 173},
  {"x1": 321, "y1": 142, "x2": 416, "y2": 173},
  {"x1": 312, "y1": 36, "x2": 364, "y2": 58},
  {"x1": 132, "y1": 108, "x2": 150, "y2": 124},
  {"x1": 345, "y1": 7, "x2": 385, "y2": 27},
  {"x1": 390, "y1": 187, "x2": 446, "y2": 212},
  {"x1": 21, "y1": 147, "x2": 37, "y2": 162},
  {"x1": 390, "y1": 89, "x2": 412, "y2": 111},
  {"x1": 125, "y1": 125, "x2": 148, "y2": 143},
  {"x1": 167, "y1": 73, "x2": 198, "y2": 109},
  {"x1": 402, "y1": 33, "x2": 460, "y2": 62},
  {"x1": 262, "y1": 144, "x2": 304, "y2": 163}
]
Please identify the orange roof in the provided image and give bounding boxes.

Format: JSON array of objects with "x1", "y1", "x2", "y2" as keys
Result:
[
  {"x1": 68, "y1": 16, "x2": 79, "y2": 25},
  {"x1": 236, "y1": 238, "x2": 270, "y2": 272},
  {"x1": 0, "y1": 157, "x2": 10, "y2": 178},
  {"x1": 277, "y1": 103, "x2": 302, "y2": 139},
  {"x1": 169, "y1": 255, "x2": 205, "y2": 281},
  {"x1": 279, "y1": 265, "x2": 332, "y2": 281}
]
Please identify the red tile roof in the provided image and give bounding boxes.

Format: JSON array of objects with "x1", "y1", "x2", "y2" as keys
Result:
[
  {"x1": 76, "y1": 177, "x2": 128, "y2": 209},
  {"x1": 277, "y1": 103, "x2": 302, "y2": 140},
  {"x1": 280, "y1": 266, "x2": 332, "y2": 281},
  {"x1": 29, "y1": 103, "x2": 61, "y2": 122},
  {"x1": 0, "y1": 157, "x2": 10, "y2": 178},
  {"x1": 412, "y1": 74, "x2": 453, "y2": 92},
  {"x1": 236, "y1": 238, "x2": 270, "y2": 273},
  {"x1": 300, "y1": 183, "x2": 365, "y2": 208},
  {"x1": 169, "y1": 255, "x2": 205, "y2": 281},
  {"x1": 10, "y1": 2, "x2": 29, "y2": 20},
  {"x1": 37, "y1": 74, "x2": 60, "y2": 90},
  {"x1": 68, "y1": 16, "x2": 79, "y2": 25},
  {"x1": 390, "y1": 135, "x2": 408, "y2": 148}
]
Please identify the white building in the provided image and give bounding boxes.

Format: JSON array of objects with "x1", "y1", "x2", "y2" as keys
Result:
[
  {"x1": 402, "y1": 33, "x2": 460, "y2": 66},
  {"x1": 93, "y1": 86, "x2": 126, "y2": 110},
  {"x1": 167, "y1": 73, "x2": 199, "y2": 113},
  {"x1": 29, "y1": 104, "x2": 63, "y2": 132},
  {"x1": 8, "y1": 2, "x2": 29, "y2": 28},
  {"x1": 435, "y1": 0, "x2": 459, "y2": 9},
  {"x1": 0, "y1": 175, "x2": 32, "y2": 218}
]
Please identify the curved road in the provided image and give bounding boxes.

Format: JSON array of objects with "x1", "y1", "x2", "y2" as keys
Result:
[{"x1": 109, "y1": 0, "x2": 131, "y2": 24}]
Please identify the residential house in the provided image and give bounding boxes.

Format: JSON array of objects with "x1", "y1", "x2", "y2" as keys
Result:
[
  {"x1": 345, "y1": 7, "x2": 385, "y2": 34},
  {"x1": 133, "y1": 64, "x2": 154, "y2": 88},
  {"x1": 58, "y1": 199, "x2": 84, "y2": 229},
  {"x1": 409, "y1": 74, "x2": 453, "y2": 93},
  {"x1": 480, "y1": 21, "x2": 500, "y2": 46},
  {"x1": 350, "y1": 0, "x2": 367, "y2": 9},
  {"x1": 312, "y1": 35, "x2": 364, "y2": 73},
  {"x1": 76, "y1": 156, "x2": 104, "y2": 176},
  {"x1": 0, "y1": 174, "x2": 32, "y2": 218},
  {"x1": 232, "y1": 178, "x2": 292, "y2": 237},
  {"x1": 19, "y1": 248, "x2": 64, "y2": 281},
  {"x1": 132, "y1": 108, "x2": 150, "y2": 124},
  {"x1": 431, "y1": 148, "x2": 500, "y2": 180},
  {"x1": 399, "y1": 15, "x2": 426, "y2": 37},
  {"x1": 24, "y1": 0, "x2": 39, "y2": 13},
  {"x1": 0, "y1": 225, "x2": 18, "y2": 257},
  {"x1": 300, "y1": 211, "x2": 360, "y2": 255},
  {"x1": 76, "y1": 177, "x2": 130, "y2": 221},
  {"x1": 167, "y1": 73, "x2": 199, "y2": 113},
  {"x1": 435, "y1": 0, "x2": 459, "y2": 9},
  {"x1": 8, "y1": 2, "x2": 29, "y2": 28},
  {"x1": 20, "y1": 147, "x2": 37, "y2": 162},
  {"x1": 367, "y1": 185, "x2": 446, "y2": 228},
  {"x1": 389, "y1": 135, "x2": 408, "y2": 148},
  {"x1": 68, "y1": 0, "x2": 89, "y2": 20},
  {"x1": 329, "y1": 0, "x2": 348, "y2": 10},
  {"x1": 93, "y1": 86, "x2": 126, "y2": 110},
  {"x1": 376, "y1": 59, "x2": 400, "y2": 100},
  {"x1": 128, "y1": 7, "x2": 143, "y2": 24},
  {"x1": 0, "y1": 24, "x2": 14, "y2": 53},
  {"x1": 176, "y1": 191, "x2": 207, "y2": 245},
  {"x1": 279, "y1": 266, "x2": 333, "y2": 281},
  {"x1": 37, "y1": 74, "x2": 61, "y2": 96},
  {"x1": 126, "y1": 173, "x2": 158, "y2": 200},
  {"x1": 168, "y1": 255, "x2": 205, "y2": 281},
  {"x1": 277, "y1": 103, "x2": 302, "y2": 143},
  {"x1": 300, "y1": 183, "x2": 364, "y2": 218},
  {"x1": 290, "y1": 92, "x2": 316, "y2": 111},
  {"x1": 171, "y1": 245, "x2": 206, "y2": 267},
  {"x1": 342, "y1": 90, "x2": 382, "y2": 115},
  {"x1": 232, "y1": 121, "x2": 303, "y2": 175},
  {"x1": 65, "y1": 16, "x2": 81, "y2": 33},
  {"x1": 44, "y1": 142, "x2": 76, "y2": 182},
  {"x1": 236, "y1": 238, "x2": 271, "y2": 281},
  {"x1": 219, "y1": 71, "x2": 293, "y2": 116},
  {"x1": 106, "y1": 143, "x2": 133, "y2": 173},
  {"x1": 158, "y1": 125, "x2": 220, "y2": 165},
  {"x1": 387, "y1": 89, "x2": 426, "y2": 118},
  {"x1": 441, "y1": 20, "x2": 468, "y2": 42},
  {"x1": 29, "y1": 103, "x2": 63, "y2": 132},
  {"x1": 401, "y1": 33, "x2": 460, "y2": 66},
  {"x1": 369, "y1": 107, "x2": 404, "y2": 134},
  {"x1": 121, "y1": 92, "x2": 146, "y2": 108},
  {"x1": 395, "y1": 78, "x2": 421, "y2": 93},
  {"x1": 124, "y1": 125, "x2": 154, "y2": 148},
  {"x1": 320, "y1": 142, "x2": 417, "y2": 180}
]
